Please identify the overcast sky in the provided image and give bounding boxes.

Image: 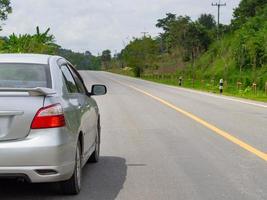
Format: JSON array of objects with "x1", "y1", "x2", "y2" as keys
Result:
[{"x1": 0, "y1": 0, "x2": 241, "y2": 55}]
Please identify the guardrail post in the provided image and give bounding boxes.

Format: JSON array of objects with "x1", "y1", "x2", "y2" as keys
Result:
[
  {"x1": 178, "y1": 76, "x2": 183, "y2": 86},
  {"x1": 219, "y1": 79, "x2": 224, "y2": 94}
]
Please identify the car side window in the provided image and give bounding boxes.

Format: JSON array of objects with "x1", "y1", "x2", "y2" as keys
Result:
[
  {"x1": 61, "y1": 65, "x2": 79, "y2": 93},
  {"x1": 68, "y1": 65, "x2": 87, "y2": 94}
]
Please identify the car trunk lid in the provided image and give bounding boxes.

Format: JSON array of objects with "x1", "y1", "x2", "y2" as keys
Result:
[{"x1": 0, "y1": 88, "x2": 56, "y2": 141}]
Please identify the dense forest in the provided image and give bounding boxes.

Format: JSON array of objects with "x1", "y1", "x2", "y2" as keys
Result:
[
  {"x1": 0, "y1": 0, "x2": 101, "y2": 70},
  {"x1": 110, "y1": 0, "x2": 267, "y2": 99}
]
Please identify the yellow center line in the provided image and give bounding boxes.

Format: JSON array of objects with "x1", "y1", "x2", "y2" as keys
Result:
[{"x1": 121, "y1": 81, "x2": 267, "y2": 162}]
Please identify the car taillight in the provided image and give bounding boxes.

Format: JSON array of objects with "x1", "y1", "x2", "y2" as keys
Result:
[{"x1": 31, "y1": 104, "x2": 66, "y2": 129}]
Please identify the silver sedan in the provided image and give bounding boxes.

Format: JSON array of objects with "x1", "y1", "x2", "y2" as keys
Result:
[{"x1": 0, "y1": 54, "x2": 106, "y2": 195}]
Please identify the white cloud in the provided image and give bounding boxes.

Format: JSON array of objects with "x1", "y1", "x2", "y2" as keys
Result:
[{"x1": 0, "y1": 0, "x2": 240, "y2": 55}]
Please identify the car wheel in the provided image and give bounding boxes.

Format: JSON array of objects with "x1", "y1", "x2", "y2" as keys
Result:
[
  {"x1": 60, "y1": 142, "x2": 82, "y2": 195},
  {"x1": 88, "y1": 129, "x2": 100, "y2": 163}
]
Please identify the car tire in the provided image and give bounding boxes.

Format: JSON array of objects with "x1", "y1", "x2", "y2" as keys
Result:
[
  {"x1": 88, "y1": 128, "x2": 100, "y2": 163},
  {"x1": 60, "y1": 142, "x2": 82, "y2": 195}
]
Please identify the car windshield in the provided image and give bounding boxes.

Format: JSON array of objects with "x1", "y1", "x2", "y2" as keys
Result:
[{"x1": 0, "y1": 63, "x2": 51, "y2": 88}]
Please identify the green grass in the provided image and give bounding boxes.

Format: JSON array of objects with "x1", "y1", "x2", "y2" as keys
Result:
[
  {"x1": 141, "y1": 75, "x2": 267, "y2": 102},
  {"x1": 108, "y1": 67, "x2": 267, "y2": 102}
]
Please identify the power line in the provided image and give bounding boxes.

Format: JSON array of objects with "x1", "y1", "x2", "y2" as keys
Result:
[{"x1": 212, "y1": 1, "x2": 226, "y2": 39}]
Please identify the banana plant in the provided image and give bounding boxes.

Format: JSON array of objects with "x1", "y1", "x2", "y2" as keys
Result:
[{"x1": 1, "y1": 26, "x2": 59, "y2": 54}]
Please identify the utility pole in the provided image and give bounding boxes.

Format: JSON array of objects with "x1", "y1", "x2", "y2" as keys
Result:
[
  {"x1": 212, "y1": 0, "x2": 226, "y2": 39},
  {"x1": 141, "y1": 31, "x2": 148, "y2": 38}
]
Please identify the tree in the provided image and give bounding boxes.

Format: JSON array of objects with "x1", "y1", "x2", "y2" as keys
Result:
[
  {"x1": 0, "y1": 0, "x2": 12, "y2": 30},
  {"x1": 84, "y1": 50, "x2": 92, "y2": 56},
  {"x1": 163, "y1": 15, "x2": 211, "y2": 60},
  {"x1": 156, "y1": 13, "x2": 176, "y2": 32},
  {"x1": 156, "y1": 14, "x2": 213, "y2": 56},
  {"x1": 197, "y1": 14, "x2": 216, "y2": 30},
  {"x1": 183, "y1": 23, "x2": 207, "y2": 65},
  {"x1": 167, "y1": 15, "x2": 191, "y2": 49},
  {"x1": 101, "y1": 50, "x2": 112, "y2": 69},
  {"x1": 233, "y1": 13, "x2": 266, "y2": 74},
  {"x1": 156, "y1": 13, "x2": 177, "y2": 52},
  {"x1": 197, "y1": 14, "x2": 217, "y2": 47},
  {"x1": 122, "y1": 36, "x2": 159, "y2": 77},
  {"x1": 232, "y1": 0, "x2": 267, "y2": 29}
]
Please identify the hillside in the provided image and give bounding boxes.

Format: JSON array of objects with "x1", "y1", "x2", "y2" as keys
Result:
[
  {"x1": 110, "y1": 0, "x2": 267, "y2": 101},
  {"x1": 193, "y1": 4, "x2": 267, "y2": 91}
]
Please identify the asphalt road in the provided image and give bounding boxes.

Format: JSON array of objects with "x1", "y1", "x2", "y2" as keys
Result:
[{"x1": 1, "y1": 71, "x2": 267, "y2": 200}]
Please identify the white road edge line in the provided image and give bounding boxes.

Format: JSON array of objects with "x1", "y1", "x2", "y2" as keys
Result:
[
  {"x1": 167, "y1": 85, "x2": 267, "y2": 109},
  {"x1": 105, "y1": 72, "x2": 267, "y2": 109}
]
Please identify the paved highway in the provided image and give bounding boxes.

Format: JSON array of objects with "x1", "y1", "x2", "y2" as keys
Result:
[{"x1": 1, "y1": 71, "x2": 267, "y2": 200}]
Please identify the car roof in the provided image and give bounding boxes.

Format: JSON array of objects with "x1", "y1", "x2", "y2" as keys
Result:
[{"x1": 0, "y1": 54, "x2": 58, "y2": 65}]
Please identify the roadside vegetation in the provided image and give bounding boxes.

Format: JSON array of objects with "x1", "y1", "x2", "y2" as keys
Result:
[
  {"x1": 0, "y1": 0, "x2": 266, "y2": 101},
  {"x1": 0, "y1": 0, "x2": 101, "y2": 70},
  {"x1": 108, "y1": 0, "x2": 267, "y2": 102}
]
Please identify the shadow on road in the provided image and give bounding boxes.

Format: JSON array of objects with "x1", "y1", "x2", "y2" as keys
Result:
[{"x1": 0, "y1": 156, "x2": 127, "y2": 200}]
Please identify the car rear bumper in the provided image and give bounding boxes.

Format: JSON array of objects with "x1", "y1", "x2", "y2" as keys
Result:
[
  {"x1": 0, "y1": 163, "x2": 74, "y2": 183},
  {"x1": 0, "y1": 128, "x2": 76, "y2": 183}
]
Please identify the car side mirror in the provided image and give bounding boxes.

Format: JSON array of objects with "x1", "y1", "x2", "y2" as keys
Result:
[{"x1": 90, "y1": 85, "x2": 107, "y2": 96}]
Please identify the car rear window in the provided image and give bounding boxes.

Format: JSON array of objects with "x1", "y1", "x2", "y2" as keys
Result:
[{"x1": 0, "y1": 63, "x2": 51, "y2": 88}]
